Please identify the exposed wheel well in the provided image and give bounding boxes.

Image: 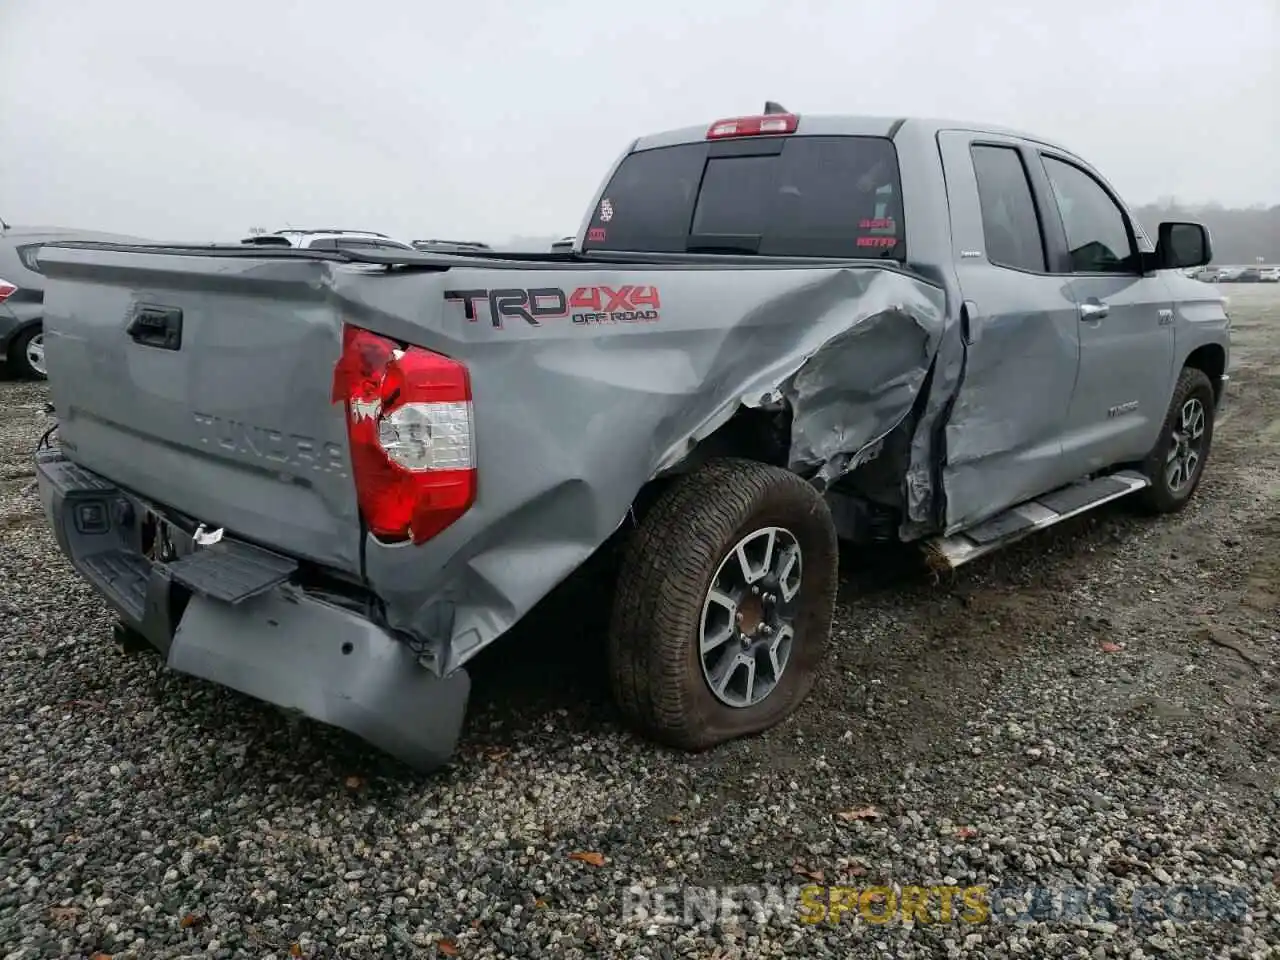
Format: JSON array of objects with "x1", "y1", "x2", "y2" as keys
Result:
[
  {"x1": 1183, "y1": 344, "x2": 1226, "y2": 403},
  {"x1": 628, "y1": 406, "x2": 792, "y2": 526}
]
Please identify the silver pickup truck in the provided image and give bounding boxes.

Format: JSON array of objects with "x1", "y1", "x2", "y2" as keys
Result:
[{"x1": 33, "y1": 107, "x2": 1229, "y2": 770}]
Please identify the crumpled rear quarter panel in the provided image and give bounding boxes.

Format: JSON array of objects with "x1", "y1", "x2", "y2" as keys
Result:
[{"x1": 333, "y1": 262, "x2": 948, "y2": 671}]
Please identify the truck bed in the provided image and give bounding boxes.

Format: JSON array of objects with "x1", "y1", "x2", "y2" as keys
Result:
[{"x1": 36, "y1": 239, "x2": 947, "y2": 670}]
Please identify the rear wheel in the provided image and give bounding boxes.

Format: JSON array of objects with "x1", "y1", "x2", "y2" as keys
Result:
[
  {"x1": 1133, "y1": 367, "x2": 1215, "y2": 514},
  {"x1": 608, "y1": 458, "x2": 838, "y2": 750},
  {"x1": 9, "y1": 325, "x2": 46, "y2": 380}
]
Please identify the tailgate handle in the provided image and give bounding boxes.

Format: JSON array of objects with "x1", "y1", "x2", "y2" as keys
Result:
[{"x1": 127, "y1": 305, "x2": 183, "y2": 350}]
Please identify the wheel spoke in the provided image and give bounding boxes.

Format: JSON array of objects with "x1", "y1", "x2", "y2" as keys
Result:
[
  {"x1": 710, "y1": 651, "x2": 742, "y2": 698},
  {"x1": 1185, "y1": 450, "x2": 1199, "y2": 477},
  {"x1": 706, "y1": 588, "x2": 736, "y2": 617},
  {"x1": 1189, "y1": 408, "x2": 1205, "y2": 440},
  {"x1": 700, "y1": 622, "x2": 735, "y2": 654},
  {"x1": 741, "y1": 657, "x2": 757, "y2": 705},
  {"x1": 1166, "y1": 458, "x2": 1183, "y2": 489},
  {"x1": 733, "y1": 544, "x2": 756, "y2": 584},
  {"x1": 758, "y1": 528, "x2": 777, "y2": 579},
  {"x1": 768, "y1": 625, "x2": 792, "y2": 679},
  {"x1": 778, "y1": 546, "x2": 801, "y2": 601}
]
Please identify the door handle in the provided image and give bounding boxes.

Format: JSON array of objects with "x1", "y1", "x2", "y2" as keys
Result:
[
  {"x1": 1078, "y1": 300, "x2": 1109, "y2": 321},
  {"x1": 127, "y1": 304, "x2": 183, "y2": 350}
]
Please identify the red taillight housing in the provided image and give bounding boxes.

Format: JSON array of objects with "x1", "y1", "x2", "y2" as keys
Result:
[
  {"x1": 0, "y1": 279, "x2": 17, "y2": 303},
  {"x1": 331, "y1": 325, "x2": 476, "y2": 545},
  {"x1": 706, "y1": 113, "x2": 799, "y2": 139}
]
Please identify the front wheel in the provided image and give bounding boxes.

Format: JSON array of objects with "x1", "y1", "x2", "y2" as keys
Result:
[
  {"x1": 608, "y1": 458, "x2": 838, "y2": 751},
  {"x1": 1133, "y1": 367, "x2": 1216, "y2": 514}
]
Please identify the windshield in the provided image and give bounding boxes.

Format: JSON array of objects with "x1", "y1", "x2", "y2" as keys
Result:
[{"x1": 583, "y1": 135, "x2": 904, "y2": 259}]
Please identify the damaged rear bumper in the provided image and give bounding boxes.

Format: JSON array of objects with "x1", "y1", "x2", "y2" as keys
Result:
[{"x1": 35, "y1": 449, "x2": 469, "y2": 772}]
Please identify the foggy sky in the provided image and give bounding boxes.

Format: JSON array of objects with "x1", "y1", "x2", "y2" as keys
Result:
[{"x1": 1, "y1": 0, "x2": 1276, "y2": 245}]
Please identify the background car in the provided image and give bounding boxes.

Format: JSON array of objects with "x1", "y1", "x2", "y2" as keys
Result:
[
  {"x1": 1257, "y1": 266, "x2": 1279, "y2": 282},
  {"x1": 1235, "y1": 267, "x2": 1262, "y2": 283},
  {"x1": 1, "y1": 223, "x2": 146, "y2": 379},
  {"x1": 411, "y1": 239, "x2": 492, "y2": 253},
  {"x1": 239, "y1": 229, "x2": 415, "y2": 252}
]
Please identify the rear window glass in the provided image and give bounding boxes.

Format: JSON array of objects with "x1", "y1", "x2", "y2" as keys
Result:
[{"x1": 583, "y1": 135, "x2": 904, "y2": 259}]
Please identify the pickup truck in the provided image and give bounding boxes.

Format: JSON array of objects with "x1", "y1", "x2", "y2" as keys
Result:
[{"x1": 33, "y1": 107, "x2": 1229, "y2": 771}]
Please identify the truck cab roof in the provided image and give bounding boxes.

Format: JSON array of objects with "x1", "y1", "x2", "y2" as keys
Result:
[{"x1": 631, "y1": 113, "x2": 1072, "y2": 154}]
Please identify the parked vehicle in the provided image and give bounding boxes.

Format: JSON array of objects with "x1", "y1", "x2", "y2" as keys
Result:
[
  {"x1": 1235, "y1": 267, "x2": 1262, "y2": 283},
  {"x1": 241, "y1": 229, "x2": 415, "y2": 252},
  {"x1": 550, "y1": 236, "x2": 575, "y2": 252},
  {"x1": 1, "y1": 224, "x2": 146, "y2": 379},
  {"x1": 1258, "y1": 267, "x2": 1280, "y2": 282},
  {"x1": 412, "y1": 239, "x2": 492, "y2": 253},
  {"x1": 33, "y1": 107, "x2": 1229, "y2": 770}
]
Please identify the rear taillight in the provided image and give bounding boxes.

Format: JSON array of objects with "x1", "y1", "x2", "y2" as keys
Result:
[
  {"x1": 706, "y1": 113, "x2": 799, "y2": 139},
  {"x1": 332, "y1": 325, "x2": 476, "y2": 545},
  {"x1": 0, "y1": 279, "x2": 16, "y2": 303}
]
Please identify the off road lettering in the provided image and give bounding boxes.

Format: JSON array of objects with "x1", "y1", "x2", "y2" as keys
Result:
[{"x1": 445, "y1": 285, "x2": 661, "y2": 328}]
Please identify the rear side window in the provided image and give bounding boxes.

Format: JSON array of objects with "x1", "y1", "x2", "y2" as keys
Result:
[
  {"x1": 584, "y1": 136, "x2": 905, "y2": 259},
  {"x1": 970, "y1": 145, "x2": 1047, "y2": 273}
]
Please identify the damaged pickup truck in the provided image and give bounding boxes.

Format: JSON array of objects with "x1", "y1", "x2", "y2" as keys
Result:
[{"x1": 34, "y1": 108, "x2": 1229, "y2": 771}]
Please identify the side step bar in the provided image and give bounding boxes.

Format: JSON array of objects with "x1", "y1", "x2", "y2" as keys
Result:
[{"x1": 924, "y1": 470, "x2": 1149, "y2": 571}]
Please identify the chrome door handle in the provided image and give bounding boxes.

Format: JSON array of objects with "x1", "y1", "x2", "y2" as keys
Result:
[{"x1": 1079, "y1": 300, "x2": 1109, "y2": 321}]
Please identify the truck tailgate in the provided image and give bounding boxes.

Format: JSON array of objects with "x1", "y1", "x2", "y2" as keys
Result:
[{"x1": 38, "y1": 245, "x2": 364, "y2": 573}]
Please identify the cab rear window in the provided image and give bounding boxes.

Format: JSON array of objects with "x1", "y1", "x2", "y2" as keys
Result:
[{"x1": 583, "y1": 135, "x2": 904, "y2": 259}]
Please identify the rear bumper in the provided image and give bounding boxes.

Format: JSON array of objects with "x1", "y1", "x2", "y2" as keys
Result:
[{"x1": 35, "y1": 449, "x2": 469, "y2": 771}]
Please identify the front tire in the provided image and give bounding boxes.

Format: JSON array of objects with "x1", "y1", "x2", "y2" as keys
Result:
[
  {"x1": 9, "y1": 325, "x2": 47, "y2": 380},
  {"x1": 1133, "y1": 367, "x2": 1215, "y2": 514},
  {"x1": 608, "y1": 458, "x2": 838, "y2": 751}
]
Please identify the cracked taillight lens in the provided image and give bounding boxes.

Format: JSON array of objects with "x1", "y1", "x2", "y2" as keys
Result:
[{"x1": 332, "y1": 325, "x2": 476, "y2": 545}]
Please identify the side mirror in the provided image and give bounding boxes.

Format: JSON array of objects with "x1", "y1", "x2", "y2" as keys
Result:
[{"x1": 1156, "y1": 221, "x2": 1212, "y2": 270}]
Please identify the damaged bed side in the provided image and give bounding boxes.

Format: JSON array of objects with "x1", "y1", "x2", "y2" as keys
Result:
[{"x1": 355, "y1": 262, "x2": 952, "y2": 678}]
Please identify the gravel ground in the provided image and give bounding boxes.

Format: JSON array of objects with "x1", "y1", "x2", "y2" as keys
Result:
[{"x1": 1, "y1": 287, "x2": 1277, "y2": 960}]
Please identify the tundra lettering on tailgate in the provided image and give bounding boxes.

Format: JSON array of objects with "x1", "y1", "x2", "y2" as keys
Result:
[
  {"x1": 444, "y1": 285, "x2": 661, "y2": 328},
  {"x1": 192, "y1": 412, "x2": 349, "y2": 477}
]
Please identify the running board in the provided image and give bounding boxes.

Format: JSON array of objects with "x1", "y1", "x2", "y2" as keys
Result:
[{"x1": 924, "y1": 470, "x2": 1149, "y2": 571}]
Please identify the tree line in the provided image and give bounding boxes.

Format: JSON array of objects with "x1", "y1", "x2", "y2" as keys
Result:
[{"x1": 1134, "y1": 200, "x2": 1278, "y2": 265}]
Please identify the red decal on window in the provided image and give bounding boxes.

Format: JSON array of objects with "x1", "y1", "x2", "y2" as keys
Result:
[
  {"x1": 859, "y1": 218, "x2": 896, "y2": 230},
  {"x1": 587, "y1": 227, "x2": 606, "y2": 242},
  {"x1": 856, "y1": 236, "x2": 897, "y2": 248}
]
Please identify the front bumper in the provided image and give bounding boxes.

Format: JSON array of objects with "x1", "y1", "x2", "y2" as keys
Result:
[{"x1": 35, "y1": 449, "x2": 469, "y2": 771}]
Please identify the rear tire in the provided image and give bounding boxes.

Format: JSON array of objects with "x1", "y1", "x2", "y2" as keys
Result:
[
  {"x1": 9, "y1": 325, "x2": 46, "y2": 380},
  {"x1": 608, "y1": 458, "x2": 838, "y2": 751},
  {"x1": 1133, "y1": 367, "x2": 1215, "y2": 514}
]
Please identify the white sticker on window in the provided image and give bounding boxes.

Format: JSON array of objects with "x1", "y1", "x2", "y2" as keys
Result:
[{"x1": 599, "y1": 198, "x2": 614, "y2": 222}]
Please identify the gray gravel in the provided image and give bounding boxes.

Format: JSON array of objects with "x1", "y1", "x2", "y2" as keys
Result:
[{"x1": 2, "y1": 287, "x2": 1278, "y2": 959}]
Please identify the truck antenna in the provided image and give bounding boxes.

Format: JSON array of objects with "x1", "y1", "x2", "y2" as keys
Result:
[{"x1": 763, "y1": 101, "x2": 789, "y2": 115}]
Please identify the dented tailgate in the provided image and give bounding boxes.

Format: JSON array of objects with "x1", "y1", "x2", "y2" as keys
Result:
[{"x1": 37, "y1": 245, "x2": 364, "y2": 573}]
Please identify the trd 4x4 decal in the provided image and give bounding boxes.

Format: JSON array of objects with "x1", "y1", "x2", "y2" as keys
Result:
[{"x1": 444, "y1": 285, "x2": 661, "y2": 328}]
